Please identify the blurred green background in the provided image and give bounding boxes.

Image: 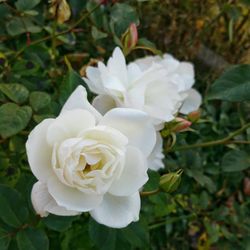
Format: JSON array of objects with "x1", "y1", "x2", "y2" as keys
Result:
[{"x1": 0, "y1": 0, "x2": 250, "y2": 249}]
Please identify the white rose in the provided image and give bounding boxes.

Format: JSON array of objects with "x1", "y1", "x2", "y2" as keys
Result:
[
  {"x1": 26, "y1": 86, "x2": 156, "y2": 228},
  {"x1": 134, "y1": 54, "x2": 202, "y2": 114},
  {"x1": 133, "y1": 54, "x2": 201, "y2": 171},
  {"x1": 84, "y1": 47, "x2": 182, "y2": 125}
]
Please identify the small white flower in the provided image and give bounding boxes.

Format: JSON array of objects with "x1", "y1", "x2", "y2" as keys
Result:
[
  {"x1": 26, "y1": 86, "x2": 156, "y2": 228},
  {"x1": 84, "y1": 47, "x2": 182, "y2": 125}
]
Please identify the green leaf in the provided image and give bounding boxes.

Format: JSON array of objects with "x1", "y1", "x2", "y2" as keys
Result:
[
  {"x1": 23, "y1": 18, "x2": 42, "y2": 33},
  {"x1": 0, "y1": 185, "x2": 29, "y2": 228},
  {"x1": 23, "y1": 10, "x2": 39, "y2": 16},
  {"x1": 222, "y1": 150, "x2": 250, "y2": 172},
  {"x1": 16, "y1": 228, "x2": 49, "y2": 250},
  {"x1": 207, "y1": 64, "x2": 250, "y2": 102},
  {"x1": 0, "y1": 4, "x2": 10, "y2": 19},
  {"x1": 89, "y1": 219, "x2": 117, "y2": 250},
  {"x1": 61, "y1": 222, "x2": 92, "y2": 250},
  {"x1": 0, "y1": 103, "x2": 32, "y2": 138},
  {"x1": 15, "y1": 0, "x2": 41, "y2": 11},
  {"x1": 89, "y1": 219, "x2": 148, "y2": 250},
  {"x1": 29, "y1": 91, "x2": 51, "y2": 112},
  {"x1": 137, "y1": 38, "x2": 162, "y2": 55},
  {"x1": 6, "y1": 18, "x2": 26, "y2": 36},
  {"x1": 91, "y1": 26, "x2": 108, "y2": 40},
  {"x1": 120, "y1": 222, "x2": 149, "y2": 248},
  {"x1": 12, "y1": 59, "x2": 40, "y2": 76},
  {"x1": 0, "y1": 228, "x2": 11, "y2": 250},
  {"x1": 59, "y1": 69, "x2": 89, "y2": 105},
  {"x1": 0, "y1": 84, "x2": 29, "y2": 104},
  {"x1": 186, "y1": 169, "x2": 216, "y2": 193},
  {"x1": 43, "y1": 215, "x2": 78, "y2": 232},
  {"x1": 6, "y1": 17, "x2": 41, "y2": 36},
  {"x1": 143, "y1": 170, "x2": 160, "y2": 191},
  {"x1": 110, "y1": 3, "x2": 139, "y2": 36}
]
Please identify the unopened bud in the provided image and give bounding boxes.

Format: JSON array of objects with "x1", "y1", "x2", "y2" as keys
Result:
[
  {"x1": 122, "y1": 23, "x2": 138, "y2": 54},
  {"x1": 172, "y1": 118, "x2": 192, "y2": 132},
  {"x1": 187, "y1": 109, "x2": 201, "y2": 123},
  {"x1": 159, "y1": 169, "x2": 183, "y2": 193}
]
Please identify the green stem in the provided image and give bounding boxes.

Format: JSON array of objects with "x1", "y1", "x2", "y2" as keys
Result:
[
  {"x1": 51, "y1": 21, "x2": 57, "y2": 61},
  {"x1": 149, "y1": 214, "x2": 195, "y2": 230},
  {"x1": 140, "y1": 188, "x2": 160, "y2": 197},
  {"x1": 13, "y1": 3, "x2": 101, "y2": 59},
  {"x1": 172, "y1": 122, "x2": 250, "y2": 152},
  {"x1": 133, "y1": 46, "x2": 161, "y2": 55}
]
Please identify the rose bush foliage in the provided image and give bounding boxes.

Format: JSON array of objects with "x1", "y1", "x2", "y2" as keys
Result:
[{"x1": 0, "y1": 1, "x2": 250, "y2": 250}]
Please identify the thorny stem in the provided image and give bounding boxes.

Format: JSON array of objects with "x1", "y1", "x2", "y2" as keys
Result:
[
  {"x1": 171, "y1": 122, "x2": 250, "y2": 152},
  {"x1": 13, "y1": 3, "x2": 101, "y2": 59}
]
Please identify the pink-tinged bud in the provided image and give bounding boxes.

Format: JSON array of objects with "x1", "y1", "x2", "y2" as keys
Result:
[
  {"x1": 172, "y1": 118, "x2": 192, "y2": 132},
  {"x1": 127, "y1": 23, "x2": 138, "y2": 48},
  {"x1": 187, "y1": 109, "x2": 201, "y2": 123},
  {"x1": 122, "y1": 23, "x2": 138, "y2": 54}
]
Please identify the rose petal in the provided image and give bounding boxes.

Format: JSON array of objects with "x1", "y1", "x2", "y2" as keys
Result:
[
  {"x1": 90, "y1": 192, "x2": 140, "y2": 228},
  {"x1": 107, "y1": 47, "x2": 128, "y2": 87},
  {"x1": 98, "y1": 62, "x2": 126, "y2": 92},
  {"x1": 109, "y1": 146, "x2": 148, "y2": 196},
  {"x1": 60, "y1": 85, "x2": 102, "y2": 121},
  {"x1": 31, "y1": 181, "x2": 80, "y2": 217},
  {"x1": 84, "y1": 66, "x2": 105, "y2": 94},
  {"x1": 48, "y1": 176, "x2": 103, "y2": 212},
  {"x1": 180, "y1": 88, "x2": 202, "y2": 114},
  {"x1": 148, "y1": 132, "x2": 164, "y2": 171},
  {"x1": 92, "y1": 95, "x2": 116, "y2": 115},
  {"x1": 26, "y1": 119, "x2": 54, "y2": 182},
  {"x1": 47, "y1": 109, "x2": 96, "y2": 146},
  {"x1": 100, "y1": 108, "x2": 156, "y2": 157},
  {"x1": 175, "y1": 62, "x2": 195, "y2": 91},
  {"x1": 79, "y1": 125, "x2": 128, "y2": 149},
  {"x1": 143, "y1": 80, "x2": 181, "y2": 123}
]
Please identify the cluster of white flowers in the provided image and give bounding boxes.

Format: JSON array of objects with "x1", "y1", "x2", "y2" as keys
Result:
[{"x1": 26, "y1": 47, "x2": 201, "y2": 228}]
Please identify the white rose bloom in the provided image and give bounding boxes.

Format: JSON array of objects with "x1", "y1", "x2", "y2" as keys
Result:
[
  {"x1": 26, "y1": 86, "x2": 157, "y2": 228},
  {"x1": 84, "y1": 47, "x2": 182, "y2": 125},
  {"x1": 133, "y1": 54, "x2": 201, "y2": 171},
  {"x1": 134, "y1": 54, "x2": 202, "y2": 114},
  {"x1": 84, "y1": 48, "x2": 201, "y2": 171}
]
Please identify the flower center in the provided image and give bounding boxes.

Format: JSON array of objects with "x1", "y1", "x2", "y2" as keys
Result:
[{"x1": 51, "y1": 126, "x2": 128, "y2": 195}]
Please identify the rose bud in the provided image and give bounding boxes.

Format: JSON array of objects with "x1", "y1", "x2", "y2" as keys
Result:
[
  {"x1": 122, "y1": 23, "x2": 138, "y2": 54},
  {"x1": 172, "y1": 117, "x2": 192, "y2": 132},
  {"x1": 187, "y1": 109, "x2": 201, "y2": 123},
  {"x1": 159, "y1": 169, "x2": 183, "y2": 193}
]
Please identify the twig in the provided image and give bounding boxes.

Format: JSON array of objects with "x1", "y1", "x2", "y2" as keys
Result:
[{"x1": 171, "y1": 122, "x2": 250, "y2": 152}]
